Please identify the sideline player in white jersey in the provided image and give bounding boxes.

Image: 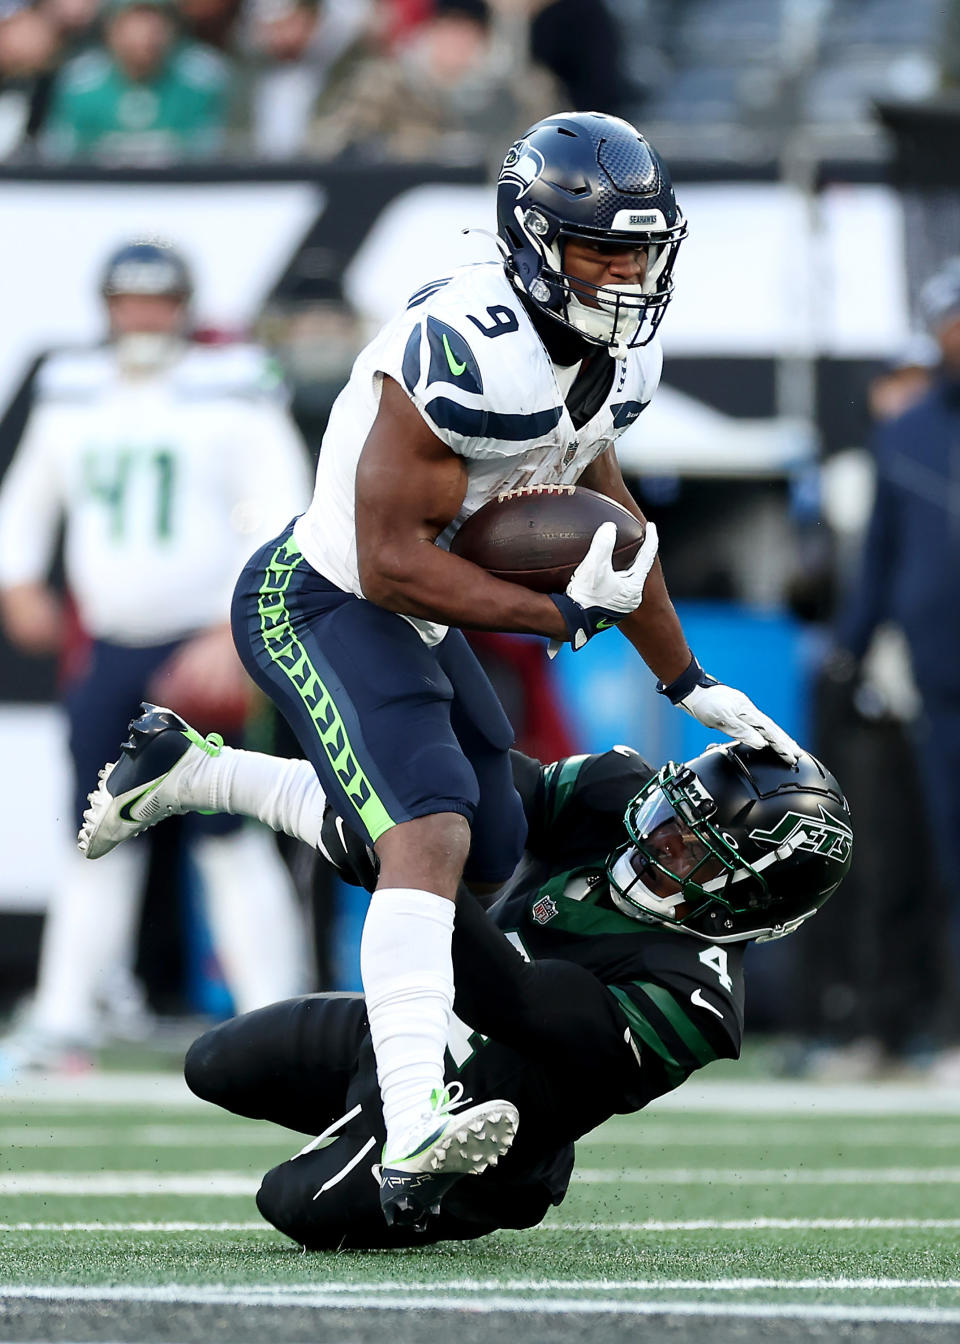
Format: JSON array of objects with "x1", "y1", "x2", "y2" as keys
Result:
[
  {"x1": 81, "y1": 114, "x2": 801, "y2": 1228},
  {"x1": 0, "y1": 239, "x2": 313, "y2": 1076}
]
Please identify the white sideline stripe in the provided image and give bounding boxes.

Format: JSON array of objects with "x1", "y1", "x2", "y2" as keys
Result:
[
  {"x1": 9, "y1": 1167, "x2": 960, "y2": 1195},
  {"x1": 4, "y1": 1218, "x2": 960, "y2": 1234},
  {"x1": 3, "y1": 1285, "x2": 960, "y2": 1325},
  {"x1": 4, "y1": 1074, "x2": 960, "y2": 1114}
]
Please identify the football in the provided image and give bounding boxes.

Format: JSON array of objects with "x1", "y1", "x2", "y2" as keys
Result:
[{"x1": 449, "y1": 485, "x2": 646, "y2": 593}]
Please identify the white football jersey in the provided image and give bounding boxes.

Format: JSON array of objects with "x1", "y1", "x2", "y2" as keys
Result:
[
  {"x1": 0, "y1": 343, "x2": 312, "y2": 645},
  {"x1": 295, "y1": 262, "x2": 662, "y2": 645}
]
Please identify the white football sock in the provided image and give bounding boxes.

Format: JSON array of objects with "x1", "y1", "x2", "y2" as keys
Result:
[
  {"x1": 31, "y1": 842, "x2": 148, "y2": 1042},
  {"x1": 193, "y1": 826, "x2": 311, "y2": 1013},
  {"x1": 360, "y1": 887, "x2": 455, "y2": 1157},
  {"x1": 185, "y1": 747, "x2": 325, "y2": 850}
]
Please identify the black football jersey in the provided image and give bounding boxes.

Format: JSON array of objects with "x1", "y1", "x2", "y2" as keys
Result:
[{"x1": 491, "y1": 747, "x2": 745, "y2": 1092}]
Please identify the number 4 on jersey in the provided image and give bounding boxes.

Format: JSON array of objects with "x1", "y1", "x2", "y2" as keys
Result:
[{"x1": 698, "y1": 945, "x2": 733, "y2": 992}]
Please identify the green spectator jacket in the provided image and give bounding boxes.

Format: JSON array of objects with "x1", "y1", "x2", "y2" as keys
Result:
[{"x1": 43, "y1": 43, "x2": 228, "y2": 162}]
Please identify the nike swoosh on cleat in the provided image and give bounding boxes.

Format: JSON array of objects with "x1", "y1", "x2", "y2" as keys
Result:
[
  {"x1": 117, "y1": 779, "x2": 164, "y2": 824},
  {"x1": 690, "y1": 987, "x2": 724, "y2": 1020},
  {"x1": 442, "y1": 334, "x2": 467, "y2": 376}
]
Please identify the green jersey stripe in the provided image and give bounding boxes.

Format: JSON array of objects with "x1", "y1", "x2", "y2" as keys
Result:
[
  {"x1": 542, "y1": 754, "x2": 590, "y2": 825},
  {"x1": 608, "y1": 986, "x2": 688, "y2": 1088},
  {"x1": 256, "y1": 536, "x2": 395, "y2": 842},
  {"x1": 551, "y1": 754, "x2": 590, "y2": 820},
  {"x1": 629, "y1": 980, "x2": 719, "y2": 1067}
]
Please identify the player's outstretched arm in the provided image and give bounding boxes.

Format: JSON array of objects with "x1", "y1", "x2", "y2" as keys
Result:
[
  {"x1": 576, "y1": 445, "x2": 692, "y2": 683},
  {"x1": 577, "y1": 447, "x2": 801, "y2": 765},
  {"x1": 657, "y1": 657, "x2": 801, "y2": 765},
  {"x1": 355, "y1": 377, "x2": 569, "y2": 639}
]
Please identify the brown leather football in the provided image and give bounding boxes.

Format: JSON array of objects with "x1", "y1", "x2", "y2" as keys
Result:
[{"x1": 449, "y1": 485, "x2": 645, "y2": 593}]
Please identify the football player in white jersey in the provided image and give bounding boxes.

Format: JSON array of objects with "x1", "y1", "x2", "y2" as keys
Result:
[
  {"x1": 80, "y1": 114, "x2": 801, "y2": 1229},
  {"x1": 0, "y1": 239, "x2": 313, "y2": 1076}
]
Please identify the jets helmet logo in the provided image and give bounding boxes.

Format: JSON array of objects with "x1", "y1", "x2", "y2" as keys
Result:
[{"x1": 749, "y1": 807, "x2": 853, "y2": 865}]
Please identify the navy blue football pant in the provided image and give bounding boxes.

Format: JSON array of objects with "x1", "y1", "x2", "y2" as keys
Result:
[
  {"x1": 64, "y1": 637, "x2": 240, "y2": 838},
  {"x1": 230, "y1": 524, "x2": 527, "y2": 883}
]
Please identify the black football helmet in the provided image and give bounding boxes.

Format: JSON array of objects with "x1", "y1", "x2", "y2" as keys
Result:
[
  {"x1": 606, "y1": 745, "x2": 852, "y2": 943},
  {"x1": 100, "y1": 239, "x2": 193, "y2": 301},
  {"x1": 495, "y1": 111, "x2": 686, "y2": 353}
]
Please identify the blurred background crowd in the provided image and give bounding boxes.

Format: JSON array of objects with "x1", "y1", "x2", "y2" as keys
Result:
[
  {"x1": 2, "y1": 0, "x2": 960, "y2": 167},
  {"x1": 2, "y1": 0, "x2": 960, "y2": 1087}
]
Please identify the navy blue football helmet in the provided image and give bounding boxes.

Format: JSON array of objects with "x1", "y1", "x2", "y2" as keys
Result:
[
  {"x1": 496, "y1": 111, "x2": 686, "y2": 352},
  {"x1": 100, "y1": 239, "x2": 192, "y2": 301},
  {"x1": 607, "y1": 745, "x2": 853, "y2": 943}
]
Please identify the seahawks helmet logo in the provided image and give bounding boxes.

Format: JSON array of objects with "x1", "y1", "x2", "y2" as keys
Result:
[
  {"x1": 749, "y1": 807, "x2": 852, "y2": 865},
  {"x1": 500, "y1": 143, "x2": 545, "y2": 198}
]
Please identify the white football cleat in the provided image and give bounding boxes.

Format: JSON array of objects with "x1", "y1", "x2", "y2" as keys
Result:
[
  {"x1": 379, "y1": 1083, "x2": 519, "y2": 1230},
  {"x1": 78, "y1": 703, "x2": 222, "y2": 860}
]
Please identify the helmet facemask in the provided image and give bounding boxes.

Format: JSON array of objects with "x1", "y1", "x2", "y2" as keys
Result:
[
  {"x1": 513, "y1": 205, "x2": 685, "y2": 355},
  {"x1": 606, "y1": 762, "x2": 817, "y2": 943}
]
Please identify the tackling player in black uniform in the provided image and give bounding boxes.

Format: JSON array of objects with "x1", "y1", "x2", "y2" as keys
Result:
[{"x1": 182, "y1": 738, "x2": 852, "y2": 1248}]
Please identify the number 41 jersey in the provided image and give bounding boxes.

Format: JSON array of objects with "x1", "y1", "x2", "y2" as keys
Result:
[
  {"x1": 0, "y1": 344, "x2": 311, "y2": 646},
  {"x1": 294, "y1": 262, "x2": 662, "y2": 645}
]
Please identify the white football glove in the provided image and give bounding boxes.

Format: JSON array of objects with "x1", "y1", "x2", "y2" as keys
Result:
[
  {"x1": 678, "y1": 680, "x2": 801, "y2": 766},
  {"x1": 549, "y1": 521, "x2": 659, "y2": 656}
]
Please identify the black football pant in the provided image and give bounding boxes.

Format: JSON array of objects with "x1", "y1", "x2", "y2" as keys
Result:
[
  {"x1": 184, "y1": 892, "x2": 636, "y2": 1249},
  {"x1": 185, "y1": 992, "x2": 565, "y2": 1249}
]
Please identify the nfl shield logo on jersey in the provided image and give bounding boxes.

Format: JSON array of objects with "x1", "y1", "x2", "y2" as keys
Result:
[
  {"x1": 531, "y1": 895, "x2": 558, "y2": 925},
  {"x1": 560, "y1": 440, "x2": 579, "y2": 470}
]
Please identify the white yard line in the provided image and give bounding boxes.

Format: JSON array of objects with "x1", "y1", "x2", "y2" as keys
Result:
[
  {"x1": 0, "y1": 1174, "x2": 258, "y2": 1195},
  {"x1": 544, "y1": 1218, "x2": 960, "y2": 1231},
  {"x1": 582, "y1": 1122, "x2": 960, "y2": 1147},
  {"x1": 649, "y1": 1081, "x2": 960, "y2": 1114},
  {"x1": 3, "y1": 1074, "x2": 960, "y2": 1114},
  {"x1": 571, "y1": 1167, "x2": 960, "y2": 1185},
  {"x1": 0, "y1": 1075, "x2": 198, "y2": 1107},
  {"x1": 2, "y1": 1284, "x2": 960, "y2": 1324},
  {"x1": 7, "y1": 1167, "x2": 960, "y2": 1195},
  {"x1": 0, "y1": 1222, "x2": 267, "y2": 1232},
  {"x1": 9, "y1": 1123, "x2": 960, "y2": 1150},
  {"x1": 0, "y1": 1126, "x2": 288, "y2": 1148},
  {"x1": 3, "y1": 1218, "x2": 960, "y2": 1234}
]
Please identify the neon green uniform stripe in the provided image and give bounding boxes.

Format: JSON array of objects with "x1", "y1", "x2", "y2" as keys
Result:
[
  {"x1": 257, "y1": 535, "x2": 395, "y2": 842},
  {"x1": 630, "y1": 981, "x2": 719, "y2": 1067}
]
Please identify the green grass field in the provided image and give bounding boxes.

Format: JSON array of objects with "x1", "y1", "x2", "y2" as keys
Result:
[{"x1": 2, "y1": 1061, "x2": 960, "y2": 1342}]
